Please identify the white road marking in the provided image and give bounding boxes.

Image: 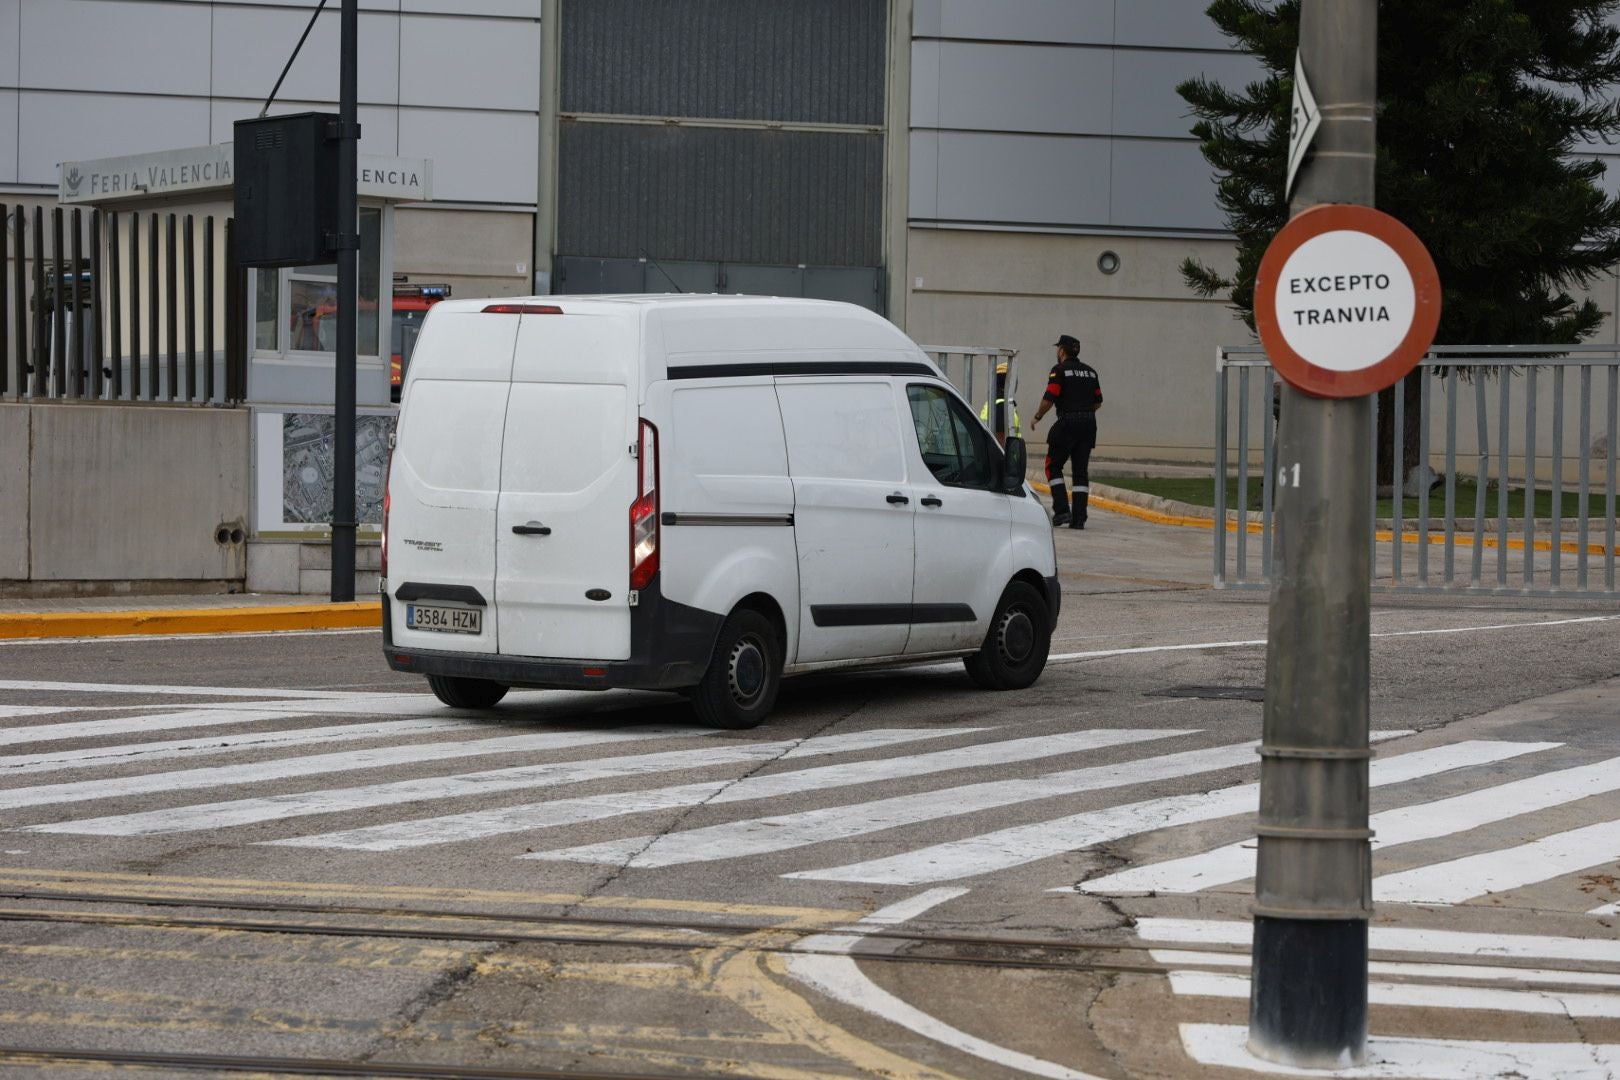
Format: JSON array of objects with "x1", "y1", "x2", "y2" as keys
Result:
[
  {"x1": 1083, "y1": 752, "x2": 1620, "y2": 897},
  {"x1": 795, "y1": 739, "x2": 1553, "y2": 885},
  {"x1": 1170, "y1": 968, "x2": 1620, "y2": 1017},
  {"x1": 1149, "y1": 949, "x2": 1620, "y2": 989},
  {"x1": 275, "y1": 729, "x2": 1185, "y2": 853},
  {"x1": 783, "y1": 888, "x2": 1105, "y2": 1080},
  {"x1": 0, "y1": 727, "x2": 712, "y2": 813},
  {"x1": 0, "y1": 707, "x2": 291, "y2": 746},
  {"x1": 0, "y1": 680, "x2": 362, "y2": 699},
  {"x1": 32, "y1": 727, "x2": 977, "y2": 836},
  {"x1": 1181, "y1": 1023, "x2": 1620, "y2": 1079},
  {"x1": 0, "y1": 716, "x2": 505, "y2": 774},
  {"x1": 537, "y1": 733, "x2": 1244, "y2": 869},
  {"x1": 1376, "y1": 818, "x2": 1620, "y2": 905},
  {"x1": 1138, "y1": 917, "x2": 1620, "y2": 964}
]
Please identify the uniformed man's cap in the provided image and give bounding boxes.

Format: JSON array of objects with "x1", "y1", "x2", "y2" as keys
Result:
[{"x1": 1053, "y1": 334, "x2": 1080, "y2": 350}]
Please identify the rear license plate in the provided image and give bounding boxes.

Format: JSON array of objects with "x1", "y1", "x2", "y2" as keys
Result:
[{"x1": 405, "y1": 603, "x2": 483, "y2": 635}]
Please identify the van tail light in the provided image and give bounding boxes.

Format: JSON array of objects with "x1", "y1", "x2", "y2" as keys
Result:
[
  {"x1": 629, "y1": 419, "x2": 659, "y2": 590},
  {"x1": 381, "y1": 450, "x2": 392, "y2": 579},
  {"x1": 481, "y1": 304, "x2": 563, "y2": 315}
]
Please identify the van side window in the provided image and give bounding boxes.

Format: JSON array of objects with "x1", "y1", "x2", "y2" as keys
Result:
[{"x1": 907, "y1": 384, "x2": 994, "y2": 489}]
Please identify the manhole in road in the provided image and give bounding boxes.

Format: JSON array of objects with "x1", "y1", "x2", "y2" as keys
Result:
[{"x1": 1147, "y1": 685, "x2": 1265, "y2": 702}]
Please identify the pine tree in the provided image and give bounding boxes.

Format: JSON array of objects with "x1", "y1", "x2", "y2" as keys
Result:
[{"x1": 1182, "y1": 1, "x2": 1620, "y2": 481}]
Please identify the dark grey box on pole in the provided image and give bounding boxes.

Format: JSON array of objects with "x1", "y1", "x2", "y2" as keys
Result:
[
  {"x1": 1248, "y1": 0, "x2": 1377, "y2": 1068},
  {"x1": 233, "y1": 112, "x2": 341, "y2": 269}
]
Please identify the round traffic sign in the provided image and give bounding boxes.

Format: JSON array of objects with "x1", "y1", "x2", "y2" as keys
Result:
[{"x1": 1255, "y1": 204, "x2": 1442, "y2": 398}]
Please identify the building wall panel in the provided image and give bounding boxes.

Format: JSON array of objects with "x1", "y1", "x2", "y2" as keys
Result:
[
  {"x1": 561, "y1": 0, "x2": 884, "y2": 125},
  {"x1": 1109, "y1": 139, "x2": 1225, "y2": 230},
  {"x1": 21, "y1": 0, "x2": 211, "y2": 97},
  {"x1": 929, "y1": 41, "x2": 1113, "y2": 136},
  {"x1": 399, "y1": 14, "x2": 540, "y2": 112},
  {"x1": 0, "y1": 91, "x2": 16, "y2": 184},
  {"x1": 1113, "y1": 48, "x2": 1262, "y2": 140},
  {"x1": 914, "y1": 0, "x2": 1113, "y2": 46},
  {"x1": 557, "y1": 123, "x2": 882, "y2": 266},
  {"x1": 933, "y1": 131, "x2": 1110, "y2": 226},
  {"x1": 0, "y1": 0, "x2": 19, "y2": 88},
  {"x1": 18, "y1": 92, "x2": 211, "y2": 186},
  {"x1": 208, "y1": 100, "x2": 400, "y2": 158},
  {"x1": 210, "y1": 6, "x2": 400, "y2": 105},
  {"x1": 1115, "y1": 0, "x2": 1240, "y2": 51},
  {"x1": 399, "y1": 107, "x2": 538, "y2": 205}
]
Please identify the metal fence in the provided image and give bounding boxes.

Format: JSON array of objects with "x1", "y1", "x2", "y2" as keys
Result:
[
  {"x1": 924, "y1": 346, "x2": 1021, "y2": 438},
  {"x1": 2, "y1": 203, "x2": 248, "y2": 405},
  {"x1": 1216, "y1": 345, "x2": 1618, "y2": 597}
]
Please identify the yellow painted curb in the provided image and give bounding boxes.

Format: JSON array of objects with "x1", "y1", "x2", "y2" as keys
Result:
[
  {"x1": 0, "y1": 601, "x2": 382, "y2": 640},
  {"x1": 1032, "y1": 480, "x2": 1614, "y2": 555}
]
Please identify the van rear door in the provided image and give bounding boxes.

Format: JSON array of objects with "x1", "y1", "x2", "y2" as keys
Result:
[
  {"x1": 387, "y1": 312, "x2": 518, "y2": 654},
  {"x1": 495, "y1": 311, "x2": 639, "y2": 661}
]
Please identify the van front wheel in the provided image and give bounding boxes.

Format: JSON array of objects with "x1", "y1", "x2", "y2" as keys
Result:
[
  {"x1": 692, "y1": 609, "x2": 782, "y2": 730},
  {"x1": 426, "y1": 674, "x2": 509, "y2": 709},
  {"x1": 964, "y1": 582, "x2": 1051, "y2": 691}
]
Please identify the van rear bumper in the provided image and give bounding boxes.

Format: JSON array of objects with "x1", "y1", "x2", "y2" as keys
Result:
[{"x1": 382, "y1": 581, "x2": 724, "y2": 692}]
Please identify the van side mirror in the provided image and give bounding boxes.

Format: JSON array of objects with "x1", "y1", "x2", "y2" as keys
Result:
[{"x1": 1001, "y1": 436, "x2": 1027, "y2": 493}]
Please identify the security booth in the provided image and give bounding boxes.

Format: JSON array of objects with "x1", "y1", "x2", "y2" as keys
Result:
[{"x1": 58, "y1": 141, "x2": 433, "y2": 590}]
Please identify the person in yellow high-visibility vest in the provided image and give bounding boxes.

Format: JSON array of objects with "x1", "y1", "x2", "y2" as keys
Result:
[{"x1": 978, "y1": 359, "x2": 1021, "y2": 446}]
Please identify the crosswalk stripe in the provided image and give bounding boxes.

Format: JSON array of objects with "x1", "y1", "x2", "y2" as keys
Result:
[
  {"x1": 1182, "y1": 1023, "x2": 1620, "y2": 1080},
  {"x1": 534, "y1": 734, "x2": 1241, "y2": 869},
  {"x1": 1137, "y1": 917, "x2": 1620, "y2": 965},
  {"x1": 29, "y1": 727, "x2": 976, "y2": 837},
  {"x1": 1149, "y1": 949, "x2": 1620, "y2": 989},
  {"x1": 0, "y1": 716, "x2": 500, "y2": 775},
  {"x1": 270, "y1": 728, "x2": 1188, "y2": 853},
  {"x1": 1376, "y1": 818, "x2": 1620, "y2": 905},
  {"x1": 1170, "y1": 968, "x2": 1620, "y2": 1018},
  {"x1": 0, "y1": 708, "x2": 291, "y2": 747},
  {"x1": 0, "y1": 680, "x2": 359, "y2": 699},
  {"x1": 0, "y1": 727, "x2": 713, "y2": 812},
  {"x1": 792, "y1": 739, "x2": 1554, "y2": 885},
  {"x1": 1082, "y1": 749, "x2": 1609, "y2": 897}
]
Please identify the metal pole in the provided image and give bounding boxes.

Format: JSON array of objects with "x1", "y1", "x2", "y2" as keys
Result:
[
  {"x1": 331, "y1": 0, "x2": 359, "y2": 603},
  {"x1": 1248, "y1": 0, "x2": 1376, "y2": 1067}
]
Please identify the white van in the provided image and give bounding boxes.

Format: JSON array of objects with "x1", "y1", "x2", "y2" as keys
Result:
[{"x1": 382, "y1": 295, "x2": 1059, "y2": 728}]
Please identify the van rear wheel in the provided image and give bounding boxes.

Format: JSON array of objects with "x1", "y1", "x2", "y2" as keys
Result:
[
  {"x1": 692, "y1": 609, "x2": 782, "y2": 730},
  {"x1": 427, "y1": 674, "x2": 509, "y2": 709},
  {"x1": 964, "y1": 581, "x2": 1050, "y2": 691}
]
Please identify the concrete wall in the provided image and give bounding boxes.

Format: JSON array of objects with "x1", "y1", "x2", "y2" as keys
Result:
[
  {"x1": 1, "y1": 403, "x2": 249, "y2": 589},
  {"x1": 907, "y1": 228, "x2": 1243, "y2": 462},
  {"x1": 394, "y1": 207, "x2": 535, "y2": 300}
]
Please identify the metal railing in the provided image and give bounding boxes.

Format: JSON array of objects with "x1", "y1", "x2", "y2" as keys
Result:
[
  {"x1": 924, "y1": 346, "x2": 1021, "y2": 438},
  {"x1": 1216, "y1": 345, "x2": 1618, "y2": 597},
  {"x1": 3, "y1": 203, "x2": 248, "y2": 405}
]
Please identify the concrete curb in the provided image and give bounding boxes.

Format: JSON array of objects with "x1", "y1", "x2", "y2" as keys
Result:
[{"x1": 0, "y1": 601, "x2": 382, "y2": 641}]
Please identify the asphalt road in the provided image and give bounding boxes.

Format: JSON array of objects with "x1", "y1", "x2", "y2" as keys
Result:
[{"x1": 3, "y1": 512, "x2": 1619, "y2": 1079}]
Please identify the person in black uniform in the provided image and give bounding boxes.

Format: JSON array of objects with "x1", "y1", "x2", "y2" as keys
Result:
[{"x1": 1030, "y1": 334, "x2": 1102, "y2": 529}]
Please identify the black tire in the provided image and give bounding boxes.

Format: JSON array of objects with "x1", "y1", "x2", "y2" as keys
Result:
[
  {"x1": 691, "y1": 608, "x2": 783, "y2": 730},
  {"x1": 963, "y1": 581, "x2": 1051, "y2": 691},
  {"x1": 426, "y1": 674, "x2": 509, "y2": 709}
]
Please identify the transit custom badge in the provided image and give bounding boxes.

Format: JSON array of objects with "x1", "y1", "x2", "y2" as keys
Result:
[{"x1": 1255, "y1": 204, "x2": 1442, "y2": 398}]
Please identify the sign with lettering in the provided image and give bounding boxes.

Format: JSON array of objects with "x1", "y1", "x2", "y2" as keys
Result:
[
  {"x1": 1286, "y1": 53, "x2": 1320, "y2": 199},
  {"x1": 61, "y1": 144, "x2": 432, "y2": 205},
  {"x1": 1255, "y1": 204, "x2": 1442, "y2": 398}
]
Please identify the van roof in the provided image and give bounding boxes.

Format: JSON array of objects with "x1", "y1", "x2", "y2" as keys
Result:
[{"x1": 427, "y1": 294, "x2": 877, "y2": 314}]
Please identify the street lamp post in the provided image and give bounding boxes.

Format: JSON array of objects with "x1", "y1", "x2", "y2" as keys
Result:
[{"x1": 331, "y1": 0, "x2": 359, "y2": 603}]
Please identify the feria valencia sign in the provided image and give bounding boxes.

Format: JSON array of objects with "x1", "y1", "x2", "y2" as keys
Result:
[
  {"x1": 60, "y1": 143, "x2": 432, "y2": 205},
  {"x1": 1255, "y1": 204, "x2": 1442, "y2": 398}
]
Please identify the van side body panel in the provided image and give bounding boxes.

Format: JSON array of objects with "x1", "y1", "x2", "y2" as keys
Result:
[{"x1": 652, "y1": 380, "x2": 800, "y2": 662}]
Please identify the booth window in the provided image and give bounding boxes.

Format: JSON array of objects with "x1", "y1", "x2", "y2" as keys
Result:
[{"x1": 252, "y1": 207, "x2": 382, "y2": 357}]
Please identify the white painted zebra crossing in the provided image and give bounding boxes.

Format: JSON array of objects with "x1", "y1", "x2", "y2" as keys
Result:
[
  {"x1": 5, "y1": 681, "x2": 1620, "y2": 915},
  {"x1": 1146, "y1": 919, "x2": 1620, "y2": 1078},
  {"x1": 1081, "y1": 750, "x2": 1620, "y2": 897}
]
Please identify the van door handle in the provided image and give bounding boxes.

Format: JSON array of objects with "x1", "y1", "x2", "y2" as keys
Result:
[
  {"x1": 920, "y1": 495, "x2": 943, "y2": 507},
  {"x1": 512, "y1": 522, "x2": 552, "y2": 536},
  {"x1": 885, "y1": 493, "x2": 910, "y2": 505}
]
